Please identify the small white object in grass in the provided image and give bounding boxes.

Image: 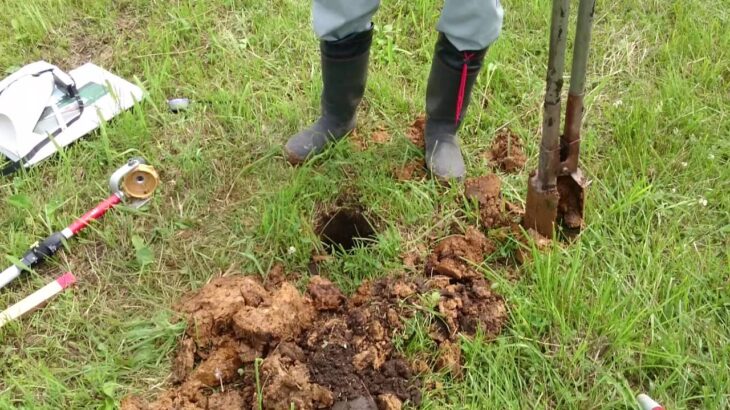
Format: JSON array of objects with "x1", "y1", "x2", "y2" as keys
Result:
[
  {"x1": 288, "y1": 246, "x2": 297, "y2": 255},
  {"x1": 708, "y1": 153, "x2": 715, "y2": 160},
  {"x1": 699, "y1": 197, "x2": 708, "y2": 206},
  {"x1": 681, "y1": 161, "x2": 688, "y2": 168},
  {"x1": 214, "y1": 367, "x2": 224, "y2": 392},
  {"x1": 637, "y1": 393, "x2": 664, "y2": 410},
  {"x1": 167, "y1": 98, "x2": 190, "y2": 113}
]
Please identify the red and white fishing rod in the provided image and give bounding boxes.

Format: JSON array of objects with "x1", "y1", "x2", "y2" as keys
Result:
[{"x1": 0, "y1": 158, "x2": 159, "y2": 290}]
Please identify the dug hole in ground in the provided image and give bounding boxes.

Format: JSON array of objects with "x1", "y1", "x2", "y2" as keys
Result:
[{"x1": 122, "y1": 125, "x2": 536, "y2": 410}]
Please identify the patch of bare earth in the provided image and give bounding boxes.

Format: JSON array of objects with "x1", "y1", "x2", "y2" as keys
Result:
[
  {"x1": 406, "y1": 115, "x2": 425, "y2": 149},
  {"x1": 464, "y1": 175, "x2": 523, "y2": 230},
  {"x1": 393, "y1": 159, "x2": 426, "y2": 182},
  {"x1": 485, "y1": 128, "x2": 526, "y2": 173}
]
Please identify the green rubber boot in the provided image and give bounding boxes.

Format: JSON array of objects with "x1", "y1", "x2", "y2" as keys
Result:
[
  {"x1": 425, "y1": 34, "x2": 488, "y2": 181},
  {"x1": 285, "y1": 28, "x2": 372, "y2": 164}
]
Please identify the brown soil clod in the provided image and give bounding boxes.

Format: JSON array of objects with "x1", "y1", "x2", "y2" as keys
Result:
[
  {"x1": 426, "y1": 227, "x2": 494, "y2": 281},
  {"x1": 556, "y1": 174, "x2": 585, "y2": 235},
  {"x1": 316, "y1": 205, "x2": 377, "y2": 253},
  {"x1": 406, "y1": 115, "x2": 426, "y2": 148},
  {"x1": 393, "y1": 159, "x2": 427, "y2": 182},
  {"x1": 258, "y1": 342, "x2": 335, "y2": 409},
  {"x1": 465, "y1": 175, "x2": 522, "y2": 230},
  {"x1": 423, "y1": 226, "x2": 508, "y2": 341},
  {"x1": 232, "y1": 282, "x2": 315, "y2": 350},
  {"x1": 487, "y1": 128, "x2": 526, "y2": 173},
  {"x1": 308, "y1": 275, "x2": 346, "y2": 311},
  {"x1": 433, "y1": 277, "x2": 507, "y2": 339},
  {"x1": 372, "y1": 127, "x2": 391, "y2": 145},
  {"x1": 435, "y1": 340, "x2": 463, "y2": 378}
]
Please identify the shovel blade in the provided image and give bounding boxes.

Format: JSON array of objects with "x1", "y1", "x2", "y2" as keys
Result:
[{"x1": 523, "y1": 172, "x2": 559, "y2": 238}]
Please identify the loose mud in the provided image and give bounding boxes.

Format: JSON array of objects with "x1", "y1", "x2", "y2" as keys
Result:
[{"x1": 486, "y1": 128, "x2": 526, "y2": 173}]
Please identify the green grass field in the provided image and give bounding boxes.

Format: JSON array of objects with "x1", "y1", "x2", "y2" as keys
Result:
[{"x1": 1, "y1": 0, "x2": 728, "y2": 408}]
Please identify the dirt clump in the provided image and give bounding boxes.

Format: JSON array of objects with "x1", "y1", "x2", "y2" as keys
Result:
[
  {"x1": 487, "y1": 128, "x2": 526, "y2": 173},
  {"x1": 377, "y1": 394, "x2": 403, "y2": 410},
  {"x1": 176, "y1": 275, "x2": 269, "y2": 347},
  {"x1": 394, "y1": 159, "x2": 426, "y2": 181},
  {"x1": 406, "y1": 115, "x2": 426, "y2": 148},
  {"x1": 232, "y1": 282, "x2": 315, "y2": 350},
  {"x1": 435, "y1": 341, "x2": 462, "y2": 378},
  {"x1": 422, "y1": 227, "x2": 508, "y2": 359},
  {"x1": 465, "y1": 175, "x2": 522, "y2": 230},
  {"x1": 208, "y1": 391, "x2": 246, "y2": 408},
  {"x1": 123, "y1": 275, "x2": 424, "y2": 410},
  {"x1": 303, "y1": 278, "x2": 423, "y2": 405},
  {"x1": 259, "y1": 343, "x2": 334, "y2": 409},
  {"x1": 372, "y1": 128, "x2": 391, "y2": 144},
  {"x1": 430, "y1": 276, "x2": 506, "y2": 340},
  {"x1": 308, "y1": 275, "x2": 346, "y2": 311},
  {"x1": 557, "y1": 175, "x2": 585, "y2": 232},
  {"x1": 426, "y1": 227, "x2": 494, "y2": 280}
]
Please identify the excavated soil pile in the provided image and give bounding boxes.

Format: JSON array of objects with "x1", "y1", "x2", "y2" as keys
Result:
[
  {"x1": 424, "y1": 227, "x2": 507, "y2": 341},
  {"x1": 487, "y1": 128, "x2": 526, "y2": 173},
  {"x1": 122, "y1": 228, "x2": 508, "y2": 410},
  {"x1": 465, "y1": 175, "x2": 522, "y2": 230}
]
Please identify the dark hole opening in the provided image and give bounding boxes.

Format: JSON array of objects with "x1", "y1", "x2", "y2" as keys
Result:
[
  {"x1": 136, "y1": 175, "x2": 145, "y2": 183},
  {"x1": 316, "y1": 207, "x2": 376, "y2": 253}
]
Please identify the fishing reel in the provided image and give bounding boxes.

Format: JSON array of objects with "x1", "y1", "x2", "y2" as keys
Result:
[{"x1": 109, "y1": 157, "x2": 160, "y2": 208}]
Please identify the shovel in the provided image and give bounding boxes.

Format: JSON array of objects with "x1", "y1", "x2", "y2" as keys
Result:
[{"x1": 523, "y1": 0, "x2": 595, "y2": 237}]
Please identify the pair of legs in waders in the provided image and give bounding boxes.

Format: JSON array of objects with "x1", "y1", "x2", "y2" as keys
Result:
[{"x1": 285, "y1": 0, "x2": 504, "y2": 181}]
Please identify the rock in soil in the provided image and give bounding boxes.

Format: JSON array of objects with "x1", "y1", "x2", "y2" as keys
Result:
[{"x1": 486, "y1": 128, "x2": 526, "y2": 173}]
